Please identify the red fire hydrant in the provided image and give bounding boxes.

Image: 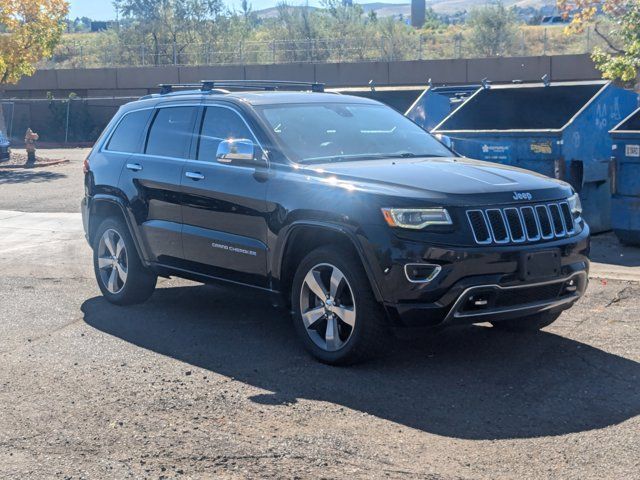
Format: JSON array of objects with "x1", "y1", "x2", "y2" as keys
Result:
[{"x1": 25, "y1": 128, "x2": 39, "y2": 164}]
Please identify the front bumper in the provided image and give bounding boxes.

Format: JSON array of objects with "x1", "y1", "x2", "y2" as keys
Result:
[
  {"x1": 439, "y1": 271, "x2": 587, "y2": 325},
  {"x1": 366, "y1": 225, "x2": 590, "y2": 327}
]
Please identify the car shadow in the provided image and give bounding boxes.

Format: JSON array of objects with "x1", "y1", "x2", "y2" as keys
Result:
[
  {"x1": 0, "y1": 169, "x2": 66, "y2": 185},
  {"x1": 82, "y1": 283, "x2": 640, "y2": 441}
]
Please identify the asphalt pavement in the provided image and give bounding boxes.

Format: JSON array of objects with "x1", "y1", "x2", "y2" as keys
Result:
[{"x1": 0, "y1": 150, "x2": 638, "y2": 479}]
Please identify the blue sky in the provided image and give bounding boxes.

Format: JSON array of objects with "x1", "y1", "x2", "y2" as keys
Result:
[{"x1": 69, "y1": 0, "x2": 409, "y2": 20}]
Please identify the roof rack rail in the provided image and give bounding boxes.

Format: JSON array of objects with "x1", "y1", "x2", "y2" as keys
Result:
[
  {"x1": 158, "y1": 83, "x2": 205, "y2": 95},
  {"x1": 157, "y1": 80, "x2": 324, "y2": 95}
]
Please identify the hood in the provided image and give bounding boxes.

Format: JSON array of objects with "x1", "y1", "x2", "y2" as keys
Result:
[{"x1": 302, "y1": 156, "x2": 572, "y2": 205}]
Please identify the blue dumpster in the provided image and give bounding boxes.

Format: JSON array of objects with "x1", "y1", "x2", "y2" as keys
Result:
[
  {"x1": 611, "y1": 107, "x2": 640, "y2": 245},
  {"x1": 406, "y1": 84, "x2": 479, "y2": 132},
  {"x1": 431, "y1": 80, "x2": 638, "y2": 233},
  {"x1": 331, "y1": 85, "x2": 427, "y2": 113}
]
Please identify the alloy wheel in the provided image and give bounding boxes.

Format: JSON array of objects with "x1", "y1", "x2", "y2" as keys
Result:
[
  {"x1": 97, "y1": 228, "x2": 128, "y2": 294},
  {"x1": 299, "y1": 263, "x2": 356, "y2": 352}
]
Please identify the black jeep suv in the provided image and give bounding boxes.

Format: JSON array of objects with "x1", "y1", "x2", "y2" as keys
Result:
[{"x1": 82, "y1": 80, "x2": 589, "y2": 364}]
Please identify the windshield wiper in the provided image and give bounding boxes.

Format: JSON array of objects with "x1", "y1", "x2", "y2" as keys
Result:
[
  {"x1": 385, "y1": 152, "x2": 452, "y2": 158},
  {"x1": 302, "y1": 153, "x2": 390, "y2": 164},
  {"x1": 302, "y1": 152, "x2": 452, "y2": 164}
]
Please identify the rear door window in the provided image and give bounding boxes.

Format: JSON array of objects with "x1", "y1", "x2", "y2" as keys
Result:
[
  {"x1": 146, "y1": 106, "x2": 199, "y2": 159},
  {"x1": 106, "y1": 109, "x2": 152, "y2": 153},
  {"x1": 197, "y1": 106, "x2": 255, "y2": 161}
]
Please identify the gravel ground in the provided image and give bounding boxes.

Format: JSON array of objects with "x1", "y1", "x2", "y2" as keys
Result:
[
  {"x1": 0, "y1": 149, "x2": 639, "y2": 479},
  {"x1": 0, "y1": 149, "x2": 88, "y2": 213},
  {"x1": 1, "y1": 274, "x2": 638, "y2": 479}
]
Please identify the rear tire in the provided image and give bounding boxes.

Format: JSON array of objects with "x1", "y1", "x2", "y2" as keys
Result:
[
  {"x1": 291, "y1": 246, "x2": 388, "y2": 365},
  {"x1": 491, "y1": 311, "x2": 561, "y2": 332},
  {"x1": 92, "y1": 217, "x2": 157, "y2": 306}
]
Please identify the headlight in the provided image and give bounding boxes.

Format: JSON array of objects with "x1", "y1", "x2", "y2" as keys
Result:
[
  {"x1": 568, "y1": 193, "x2": 582, "y2": 218},
  {"x1": 381, "y1": 208, "x2": 452, "y2": 230}
]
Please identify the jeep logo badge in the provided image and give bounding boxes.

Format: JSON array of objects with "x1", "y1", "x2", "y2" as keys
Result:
[{"x1": 513, "y1": 192, "x2": 533, "y2": 201}]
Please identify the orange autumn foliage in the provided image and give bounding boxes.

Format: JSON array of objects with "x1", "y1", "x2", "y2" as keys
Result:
[{"x1": 0, "y1": 0, "x2": 69, "y2": 84}]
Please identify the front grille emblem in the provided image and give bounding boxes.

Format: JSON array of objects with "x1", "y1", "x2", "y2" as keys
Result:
[{"x1": 512, "y1": 192, "x2": 533, "y2": 201}]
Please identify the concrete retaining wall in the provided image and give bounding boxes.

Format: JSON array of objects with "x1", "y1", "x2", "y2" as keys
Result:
[{"x1": 1, "y1": 54, "x2": 601, "y2": 99}]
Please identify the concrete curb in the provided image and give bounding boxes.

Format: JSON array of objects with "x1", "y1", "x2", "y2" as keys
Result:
[{"x1": 0, "y1": 159, "x2": 70, "y2": 169}]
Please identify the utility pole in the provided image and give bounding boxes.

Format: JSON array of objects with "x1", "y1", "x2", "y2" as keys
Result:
[{"x1": 411, "y1": 0, "x2": 426, "y2": 28}]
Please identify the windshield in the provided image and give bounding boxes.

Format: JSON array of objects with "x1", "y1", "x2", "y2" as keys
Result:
[{"x1": 255, "y1": 102, "x2": 453, "y2": 163}]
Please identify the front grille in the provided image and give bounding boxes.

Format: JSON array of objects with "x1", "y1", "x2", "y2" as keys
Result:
[
  {"x1": 494, "y1": 283, "x2": 563, "y2": 308},
  {"x1": 458, "y1": 282, "x2": 567, "y2": 314},
  {"x1": 467, "y1": 201, "x2": 575, "y2": 245}
]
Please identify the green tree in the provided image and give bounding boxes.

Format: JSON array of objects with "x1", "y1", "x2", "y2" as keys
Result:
[
  {"x1": 558, "y1": 0, "x2": 640, "y2": 87},
  {"x1": 423, "y1": 7, "x2": 442, "y2": 30},
  {"x1": 467, "y1": 1, "x2": 518, "y2": 57},
  {"x1": 321, "y1": 0, "x2": 369, "y2": 60},
  {"x1": 113, "y1": 0, "x2": 225, "y2": 65},
  {"x1": 0, "y1": 0, "x2": 69, "y2": 84}
]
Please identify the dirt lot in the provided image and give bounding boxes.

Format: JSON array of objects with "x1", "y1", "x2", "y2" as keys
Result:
[{"x1": 0, "y1": 150, "x2": 639, "y2": 479}]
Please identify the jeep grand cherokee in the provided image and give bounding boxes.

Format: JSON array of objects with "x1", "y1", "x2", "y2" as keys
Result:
[{"x1": 81, "y1": 80, "x2": 589, "y2": 365}]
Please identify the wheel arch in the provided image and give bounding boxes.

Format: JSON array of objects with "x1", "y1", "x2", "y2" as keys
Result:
[
  {"x1": 88, "y1": 194, "x2": 150, "y2": 265},
  {"x1": 273, "y1": 221, "x2": 384, "y2": 304}
]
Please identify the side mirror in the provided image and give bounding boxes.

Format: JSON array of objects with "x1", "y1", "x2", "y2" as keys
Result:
[{"x1": 216, "y1": 139, "x2": 261, "y2": 166}]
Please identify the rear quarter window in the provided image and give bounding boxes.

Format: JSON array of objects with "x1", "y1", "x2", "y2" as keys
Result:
[{"x1": 105, "y1": 109, "x2": 152, "y2": 153}]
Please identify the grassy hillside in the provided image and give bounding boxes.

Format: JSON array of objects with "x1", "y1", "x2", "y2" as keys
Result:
[
  {"x1": 49, "y1": 22, "x2": 599, "y2": 70},
  {"x1": 253, "y1": 1, "x2": 556, "y2": 19}
]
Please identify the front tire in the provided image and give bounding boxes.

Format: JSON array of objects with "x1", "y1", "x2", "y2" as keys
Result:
[
  {"x1": 291, "y1": 246, "x2": 388, "y2": 365},
  {"x1": 491, "y1": 311, "x2": 561, "y2": 332},
  {"x1": 92, "y1": 218, "x2": 157, "y2": 305}
]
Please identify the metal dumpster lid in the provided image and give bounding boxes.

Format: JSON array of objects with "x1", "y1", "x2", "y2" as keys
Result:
[
  {"x1": 610, "y1": 106, "x2": 640, "y2": 134},
  {"x1": 405, "y1": 83, "x2": 482, "y2": 118},
  {"x1": 329, "y1": 85, "x2": 428, "y2": 93},
  {"x1": 433, "y1": 80, "x2": 611, "y2": 134}
]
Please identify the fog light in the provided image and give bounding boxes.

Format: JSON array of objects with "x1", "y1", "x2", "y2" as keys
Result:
[
  {"x1": 565, "y1": 279, "x2": 577, "y2": 293},
  {"x1": 463, "y1": 291, "x2": 497, "y2": 312},
  {"x1": 404, "y1": 263, "x2": 442, "y2": 283}
]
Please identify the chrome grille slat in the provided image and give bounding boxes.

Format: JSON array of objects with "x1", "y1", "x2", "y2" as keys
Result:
[
  {"x1": 486, "y1": 209, "x2": 509, "y2": 244},
  {"x1": 503, "y1": 207, "x2": 526, "y2": 243},
  {"x1": 536, "y1": 205, "x2": 554, "y2": 239},
  {"x1": 520, "y1": 206, "x2": 541, "y2": 241},
  {"x1": 548, "y1": 203, "x2": 566, "y2": 237},
  {"x1": 559, "y1": 202, "x2": 575, "y2": 235},
  {"x1": 467, "y1": 201, "x2": 576, "y2": 245},
  {"x1": 466, "y1": 210, "x2": 492, "y2": 245}
]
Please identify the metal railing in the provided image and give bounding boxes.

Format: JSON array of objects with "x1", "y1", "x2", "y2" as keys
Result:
[
  {"x1": 41, "y1": 26, "x2": 600, "y2": 69},
  {"x1": 0, "y1": 97, "x2": 136, "y2": 145}
]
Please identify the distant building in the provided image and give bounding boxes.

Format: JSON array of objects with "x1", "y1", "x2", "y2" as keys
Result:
[{"x1": 91, "y1": 21, "x2": 109, "y2": 32}]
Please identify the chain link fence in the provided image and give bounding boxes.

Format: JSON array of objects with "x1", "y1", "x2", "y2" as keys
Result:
[
  {"x1": 0, "y1": 97, "x2": 135, "y2": 146},
  {"x1": 0, "y1": 26, "x2": 605, "y2": 146},
  {"x1": 43, "y1": 26, "x2": 600, "y2": 69}
]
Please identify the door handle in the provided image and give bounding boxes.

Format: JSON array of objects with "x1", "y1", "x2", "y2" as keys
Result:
[
  {"x1": 185, "y1": 171, "x2": 205, "y2": 181},
  {"x1": 126, "y1": 163, "x2": 143, "y2": 172}
]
